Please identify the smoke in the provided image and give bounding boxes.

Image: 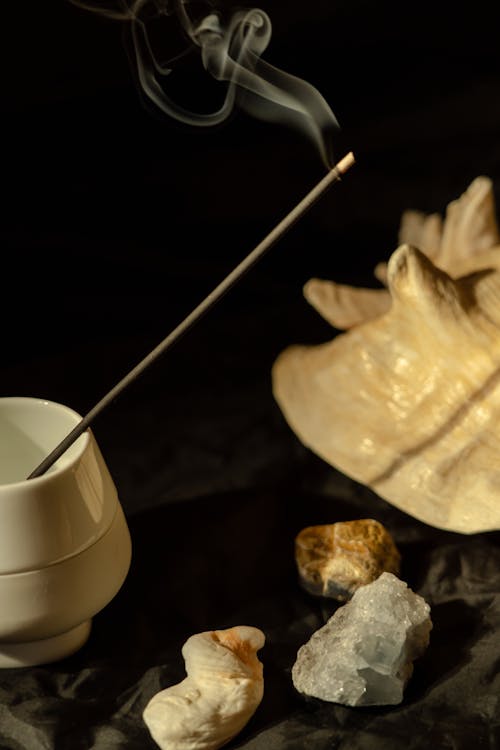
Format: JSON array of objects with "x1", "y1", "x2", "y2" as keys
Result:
[{"x1": 71, "y1": 0, "x2": 340, "y2": 166}]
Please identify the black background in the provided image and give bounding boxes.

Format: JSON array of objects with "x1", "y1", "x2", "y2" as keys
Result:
[
  {"x1": 1, "y1": 1, "x2": 500, "y2": 748},
  {"x1": 3, "y1": 0, "x2": 500, "y2": 504}
]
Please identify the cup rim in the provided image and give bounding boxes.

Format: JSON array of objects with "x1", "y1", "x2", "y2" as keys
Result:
[{"x1": 0, "y1": 396, "x2": 90, "y2": 488}]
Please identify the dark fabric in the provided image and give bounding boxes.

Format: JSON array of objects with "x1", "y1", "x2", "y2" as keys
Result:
[
  {"x1": 2, "y1": 474, "x2": 500, "y2": 749},
  {"x1": 2, "y1": 0, "x2": 500, "y2": 747}
]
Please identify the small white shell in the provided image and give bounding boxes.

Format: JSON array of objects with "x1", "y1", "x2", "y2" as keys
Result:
[{"x1": 143, "y1": 626, "x2": 265, "y2": 750}]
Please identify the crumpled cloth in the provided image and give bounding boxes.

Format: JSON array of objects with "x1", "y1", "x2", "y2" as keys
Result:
[{"x1": 1, "y1": 461, "x2": 500, "y2": 749}]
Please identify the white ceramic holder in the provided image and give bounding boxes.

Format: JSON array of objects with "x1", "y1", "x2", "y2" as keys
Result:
[{"x1": 0, "y1": 397, "x2": 132, "y2": 668}]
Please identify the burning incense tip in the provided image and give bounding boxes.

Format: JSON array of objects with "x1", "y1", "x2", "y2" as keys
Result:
[
  {"x1": 27, "y1": 152, "x2": 356, "y2": 480},
  {"x1": 336, "y1": 151, "x2": 355, "y2": 174}
]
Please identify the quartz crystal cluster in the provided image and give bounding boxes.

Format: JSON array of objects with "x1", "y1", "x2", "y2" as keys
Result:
[
  {"x1": 295, "y1": 519, "x2": 401, "y2": 601},
  {"x1": 292, "y1": 572, "x2": 432, "y2": 706}
]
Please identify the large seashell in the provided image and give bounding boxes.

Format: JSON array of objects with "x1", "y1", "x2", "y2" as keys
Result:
[
  {"x1": 295, "y1": 519, "x2": 401, "y2": 600},
  {"x1": 143, "y1": 625, "x2": 265, "y2": 750},
  {"x1": 272, "y1": 242, "x2": 500, "y2": 534},
  {"x1": 304, "y1": 176, "x2": 500, "y2": 330}
]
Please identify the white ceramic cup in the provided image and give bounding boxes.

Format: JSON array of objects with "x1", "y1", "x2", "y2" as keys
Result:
[{"x1": 0, "y1": 397, "x2": 132, "y2": 667}]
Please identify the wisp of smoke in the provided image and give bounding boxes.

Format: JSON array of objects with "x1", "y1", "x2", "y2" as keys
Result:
[{"x1": 71, "y1": 0, "x2": 340, "y2": 166}]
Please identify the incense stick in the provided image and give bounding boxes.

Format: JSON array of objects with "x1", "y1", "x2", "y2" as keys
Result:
[{"x1": 27, "y1": 151, "x2": 355, "y2": 479}]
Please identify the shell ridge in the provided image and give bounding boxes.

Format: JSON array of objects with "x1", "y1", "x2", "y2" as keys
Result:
[{"x1": 368, "y1": 361, "x2": 500, "y2": 487}]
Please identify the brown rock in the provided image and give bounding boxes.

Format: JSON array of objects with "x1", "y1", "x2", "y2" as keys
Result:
[{"x1": 295, "y1": 519, "x2": 401, "y2": 601}]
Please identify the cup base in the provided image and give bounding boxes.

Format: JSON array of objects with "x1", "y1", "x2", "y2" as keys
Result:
[{"x1": 0, "y1": 619, "x2": 92, "y2": 668}]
